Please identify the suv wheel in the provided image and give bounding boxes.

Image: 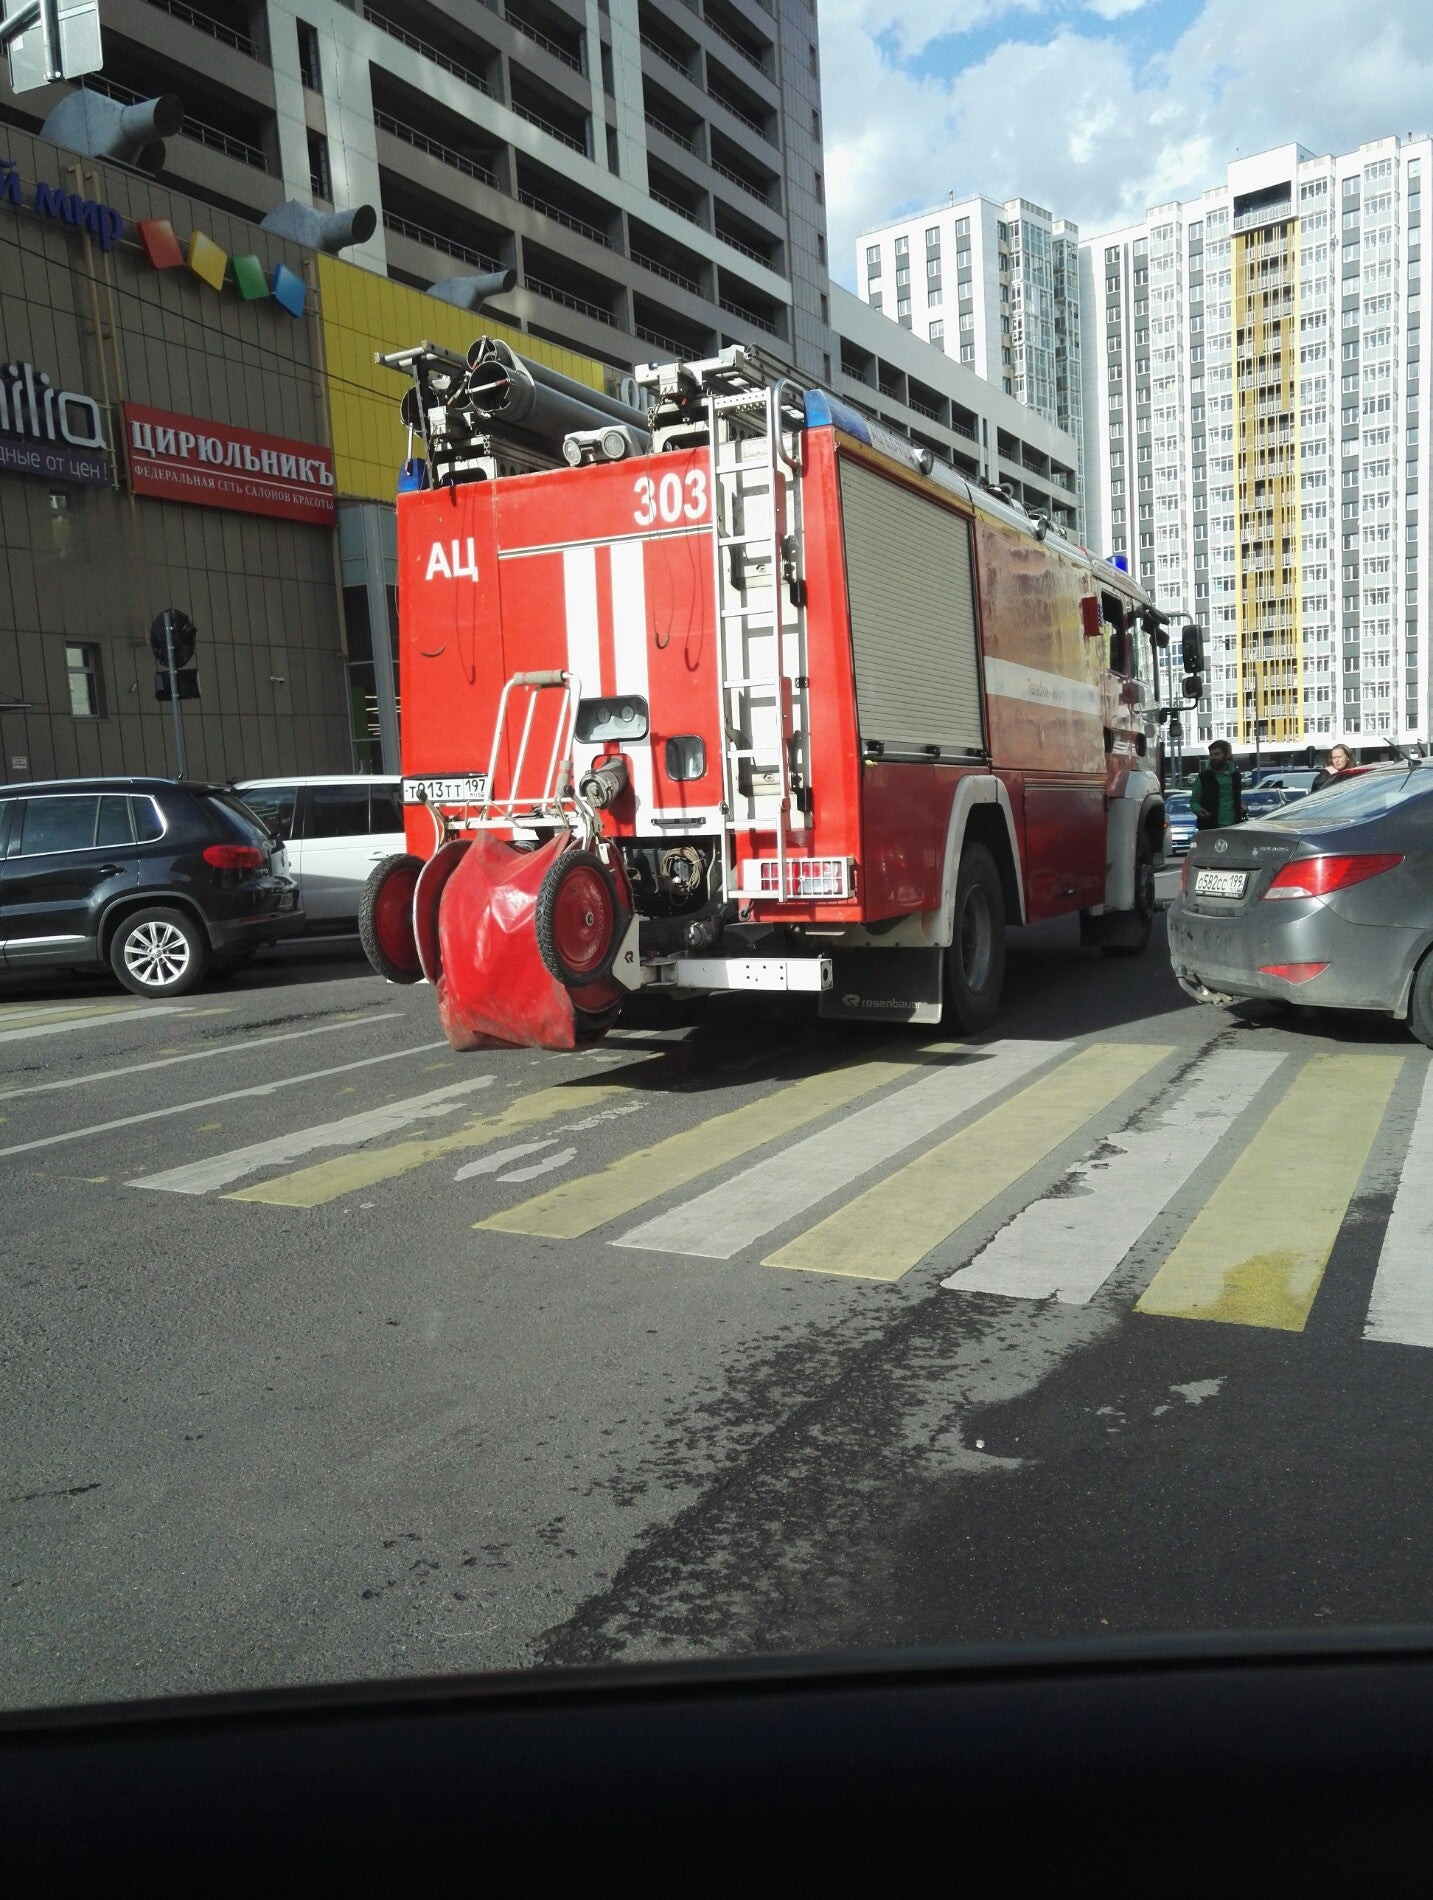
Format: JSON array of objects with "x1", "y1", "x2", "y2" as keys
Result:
[{"x1": 109, "y1": 907, "x2": 209, "y2": 997}]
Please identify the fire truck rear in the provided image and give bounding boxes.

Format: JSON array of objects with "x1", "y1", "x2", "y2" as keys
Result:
[{"x1": 362, "y1": 342, "x2": 1179, "y2": 1052}]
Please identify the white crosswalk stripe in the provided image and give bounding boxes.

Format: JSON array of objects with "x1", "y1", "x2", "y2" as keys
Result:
[
  {"x1": 941, "y1": 1048, "x2": 1287, "y2": 1305},
  {"x1": 1364, "y1": 1061, "x2": 1433, "y2": 1348},
  {"x1": 128, "y1": 1076, "x2": 496, "y2": 1196},
  {"x1": 615, "y1": 1039, "x2": 1066, "y2": 1260}
]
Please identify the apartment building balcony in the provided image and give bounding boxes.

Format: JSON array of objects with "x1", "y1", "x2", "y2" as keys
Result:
[
  {"x1": 521, "y1": 240, "x2": 630, "y2": 337},
  {"x1": 508, "y1": 67, "x2": 591, "y2": 157},
  {"x1": 703, "y1": 0, "x2": 777, "y2": 81},
  {"x1": 370, "y1": 71, "x2": 507, "y2": 192},
  {"x1": 715, "y1": 266, "x2": 786, "y2": 343},
  {"x1": 647, "y1": 154, "x2": 710, "y2": 233},
  {"x1": 514, "y1": 154, "x2": 622, "y2": 254},
  {"x1": 360, "y1": 4, "x2": 501, "y2": 99},
  {"x1": 628, "y1": 216, "x2": 714, "y2": 305},
  {"x1": 639, "y1": 4, "x2": 702, "y2": 85},
  {"x1": 502, "y1": 0, "x2": 588, "y2": 77},
  {"x1": 708, "y1": 129, "x2": 782, "y2": 218},
  {"x1": 713, "y1": 203, "x2": 783, "y2": 274},
  {"x1": 379, "y1": 173, "x2": 514, "y2": 282},
  {"x1": 633, "y1": 293, "x2": 718, "y2": 365}
]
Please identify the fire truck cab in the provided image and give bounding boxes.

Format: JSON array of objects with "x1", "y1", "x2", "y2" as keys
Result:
[{"x1": 362, "y1": 344, "x2": 1172, "y2": 1053}]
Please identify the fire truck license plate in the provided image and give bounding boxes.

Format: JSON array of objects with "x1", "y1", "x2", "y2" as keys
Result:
[
  {"x1": 1193, "y1": 868, "x2": 1248, "y2": 898},
  {"x1": 403, "y1": 775, "x2": 487, "y2": 805}
]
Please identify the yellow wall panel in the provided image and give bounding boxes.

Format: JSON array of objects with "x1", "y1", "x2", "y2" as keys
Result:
[{"x1": 316, "y1": 254, "x2": 607, "y2": 501}]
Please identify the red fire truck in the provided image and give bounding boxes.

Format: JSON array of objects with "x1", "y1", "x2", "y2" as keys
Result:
[{"x1": 361, "y1": 344, "x2": 1176, "y2": 1052}]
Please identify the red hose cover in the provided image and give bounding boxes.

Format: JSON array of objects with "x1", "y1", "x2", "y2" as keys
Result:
[{"x1": 434, "y1": 833, "x2": 621, "y2": 1051}]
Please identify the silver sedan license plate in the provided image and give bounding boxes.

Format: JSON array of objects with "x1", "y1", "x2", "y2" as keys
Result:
[
  {"x1": 1194, "y1": 867, "x2": 1248, "y2": 898},
  {"x1": 403, "y1": 774, "x2": 487, "y2": 805}
]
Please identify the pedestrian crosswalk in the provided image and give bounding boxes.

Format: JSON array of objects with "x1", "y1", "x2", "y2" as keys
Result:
[{"x1": 111, "y1": 1031, "x2": 1433, "y2": 1351}]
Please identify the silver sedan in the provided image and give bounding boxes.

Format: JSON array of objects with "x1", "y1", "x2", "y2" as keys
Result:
[{"x1": 1167, "y1": 761, "x2": 1433, "y2": 1046}]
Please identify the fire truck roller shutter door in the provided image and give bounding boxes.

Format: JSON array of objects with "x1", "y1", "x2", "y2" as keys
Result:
[{"x1": 837, "y1": 459, "x2": 984, "y2": 758}]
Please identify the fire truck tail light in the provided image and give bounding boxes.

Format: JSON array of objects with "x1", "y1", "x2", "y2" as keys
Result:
[
  {"x1": 749, "y1": 858, "x2": 852, "y2": 899},
  {"x1": 1263, "y1": 853, "x2": 1403, "y2": 900}
]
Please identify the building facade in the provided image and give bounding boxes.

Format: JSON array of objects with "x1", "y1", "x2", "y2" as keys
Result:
[
  {"x1": 831, "y1": 286, "x2": 1080, "y2": 535},
  {"x1": 1083, "y1": 137, "x2": 1433, "y2": 759},
  {"x1": 0, "y1": 0, "x2": 837, "y2": 384},
  {"x1": 857, "y1": 194, "x2": 1084, "y2": 534}
]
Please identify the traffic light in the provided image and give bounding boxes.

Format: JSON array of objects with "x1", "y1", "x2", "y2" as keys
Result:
[
  {"x1": 153, "y1": 669, "x2": 200, "y2": 702},
  {"x1": 150, "y1": 608, "x2": 198, "y2": 701}
]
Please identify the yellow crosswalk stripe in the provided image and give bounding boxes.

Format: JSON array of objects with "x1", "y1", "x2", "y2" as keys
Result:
[
  {"x1": 0, "y1": 1001, "x2": 140, "y2": 1029},
  {"x1": 1135, "y1": 1051, "x2": 1403, "y2": 1331},
  {"x1": 766, "y1": 1042, "x2": 1172, "y2": 1281},
  {"x1": 478, "y1": 1057, "x2": 917, "y2": 1241},
  {"x1": 227, "y1": 1053, "x2": 675, "y2": 1207}
]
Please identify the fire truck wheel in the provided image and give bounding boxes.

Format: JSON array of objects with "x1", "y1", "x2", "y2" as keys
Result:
[
  {"x1": 946, "y1": 844, "x2": 1006, "y2": 1033},
  {"x1": 536, "y1": 850, "x2": 627, "y2": 988},
  {"x1": 1101, "y1": 838, "x2": 1157, "y2": 959},
  {"x1": 359, "y1": 853, "x2": 424, "y2": 984}
]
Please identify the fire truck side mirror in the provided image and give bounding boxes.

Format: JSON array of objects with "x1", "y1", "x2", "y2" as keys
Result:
[
  {"x1": 1182, "y1": 674, "x2": 1204, "y2": 701},
  {"x1": 1168, "y1": 717, "x2": 1184, "y2": 741},
  {"x1": 1180, "y1": 623, "x2": 1204, "y2": 673}
]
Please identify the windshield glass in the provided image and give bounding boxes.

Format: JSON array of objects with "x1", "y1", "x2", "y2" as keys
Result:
[{"x1": 1263, "y1": 768, "x2": 1423, "y2": 829}]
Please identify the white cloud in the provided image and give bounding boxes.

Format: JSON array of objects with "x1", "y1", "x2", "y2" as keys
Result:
[
  {"x1": 1083, "y1": 0, "x2": 1151, "y2": 20},
  {"x1": 821, "y1": 0, "x2": 1433, "y2": 285}
]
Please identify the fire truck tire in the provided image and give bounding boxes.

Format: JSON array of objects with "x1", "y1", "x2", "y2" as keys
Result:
[
  {"x1": 536, "y1": 849, "x2": 627, "y2": 988},
  {"x1": 946, "y1": 844, "x2": 1006, "y2": 1033},
  {"x1": 359, "y1": 853, "x2": 424, "y2": 984},
  {"x1": 1101, "y1": 837, "x2": 1157, "y2": 959}
]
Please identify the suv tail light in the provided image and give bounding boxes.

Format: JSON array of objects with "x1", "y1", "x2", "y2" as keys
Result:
[
  {"x1": 203, "y1": 843, "x2": 266, "y2": 871},
  {"x1": 1263, "y1": 852, "x2": 1403, "y2": 900}
]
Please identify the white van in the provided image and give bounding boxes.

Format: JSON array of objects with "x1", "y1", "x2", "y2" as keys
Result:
[{"x1": 233, "y1": 776, "x2": 405, "y2": 931}]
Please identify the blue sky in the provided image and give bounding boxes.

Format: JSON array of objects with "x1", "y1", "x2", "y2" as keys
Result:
[{"x1": 819, "y1": 0, "x2": 1433, "y2": 286}]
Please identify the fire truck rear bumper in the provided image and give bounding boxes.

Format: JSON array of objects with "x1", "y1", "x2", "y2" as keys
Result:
[{"x1": 654, "y1": 955, "x2": 833, "y2": 994}]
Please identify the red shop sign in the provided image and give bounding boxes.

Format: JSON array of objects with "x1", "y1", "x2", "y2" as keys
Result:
[{"x1": 124, "y1": 402, "x2": 335, "y2": 524}]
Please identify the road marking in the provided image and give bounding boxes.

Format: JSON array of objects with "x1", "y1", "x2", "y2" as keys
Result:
[
  {"x1": 615, "y1": 1040, "x2": 1067, "y2": 1260},
  {"x1": 1136, "y1": 1052, "x2": 1403, "y2": 1331},
  {"x1": 130, "y1": 1077, "x2": 497, "y2": 1196},
  {"x1": 455, "y1": 1141, "x2": 557, "y2": 1180},
  {"x1": 1364, "y1": 1062, "x2": 1433, "y2": 1348},
  {"x1": 479, "y1": 1057, "x2": 917, "y2": 1241},
  {"x1": 499, "y1": 1146, "x2": 576, "y2": 1183},
  {"x1": 0, "y1": 1004, "x2": 187, "y2": 1044},
  {"x1": 0, "y1": 1041, "x2": 450, "y2": 1161},
  {"x1": 942, "y1": 1049, "x2": 1286, "y2": 1305},
  {"x1": 226, "y1": 1056, "x2": 670, "y2": 1207},
  {"x1": 766, "y1": 1042, "x2": 1171, "y2": 1281},
  {"x1": 0, "y1": 1014, "x2": 406, "y2": 1103}
]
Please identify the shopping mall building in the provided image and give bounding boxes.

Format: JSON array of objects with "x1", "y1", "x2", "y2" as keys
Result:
[{"x1": 0, "y1": 120, "x2": 613, "y2": 785}]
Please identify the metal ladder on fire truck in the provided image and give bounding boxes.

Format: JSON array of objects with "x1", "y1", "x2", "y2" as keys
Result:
[{"x1": 695, "y1": 354, "x2": 809, "y2": 905}]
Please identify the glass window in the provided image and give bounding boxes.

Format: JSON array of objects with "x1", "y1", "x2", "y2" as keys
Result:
[
  {"x1": 308, "y1": 786, "x2": 373, "y2": 839},
  {"x1": 18, "y1": 795, "x2": 99, "y2": 855},
  {"x1": 240, "y1": 786, "x2": 298, "y2": 838},
  {"x1": 65, "y1": 643, "x2": 103, "y2": 718},
  {"x1": 96, "y1": 795, "x2": 133, "y2": 848},
  {"x1": 131, "y1": 798, "x2": 165, "y2": 844},
  {"x1": 201, "y1": 793, "x2": 274, "y2": 849},
  {"x1": 369, "y1": 785, "x2": 404, "y2": 834}
]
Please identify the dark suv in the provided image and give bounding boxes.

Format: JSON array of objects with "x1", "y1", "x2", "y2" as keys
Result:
[{"x1": 0, "y1": 778, "x2": 302, "y2": 997}]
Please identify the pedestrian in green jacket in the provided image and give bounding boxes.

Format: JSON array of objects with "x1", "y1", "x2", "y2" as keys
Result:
[{"x1": 1191, "y1": 740, "x2": 1245, "y2": 832}]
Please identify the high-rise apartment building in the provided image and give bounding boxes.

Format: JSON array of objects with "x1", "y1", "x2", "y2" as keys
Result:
[
  {"x1": 857, "y1": 194, "x2": 1085, "y2": 533},
  {"x1": 1083, "y1": 137, "x2": 1432, "y2": 756},
  {"x1": 1, "y1": 0, "x2": 836, "y2": 383}
]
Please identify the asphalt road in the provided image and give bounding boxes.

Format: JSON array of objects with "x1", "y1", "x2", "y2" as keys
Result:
[{"x1": 4, "y1": 916, "x2": 1432, "y2": 1711}]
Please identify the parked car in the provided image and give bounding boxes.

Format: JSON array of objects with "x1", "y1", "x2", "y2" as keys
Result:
[
  {"x1": 1249, "y1": 769, "x2": 1320, "y2": 793},
  {"x1": 1167, "y1": 761, "x2": 1433, "y2": 1045},
  {"x1": 1163, "y1": 791, "x2": 1197, "y2": 858},
  {"x1": 232, "y1": 776, "x2": 405, "y2": 931},
  {"x1": 0, "y1": 778, "x2": 301, "y2": 997}
]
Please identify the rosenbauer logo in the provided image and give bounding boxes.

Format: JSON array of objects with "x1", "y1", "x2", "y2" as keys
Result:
[{"x1": 124, "y1": 402, "x2": 334, "y2": 524}]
